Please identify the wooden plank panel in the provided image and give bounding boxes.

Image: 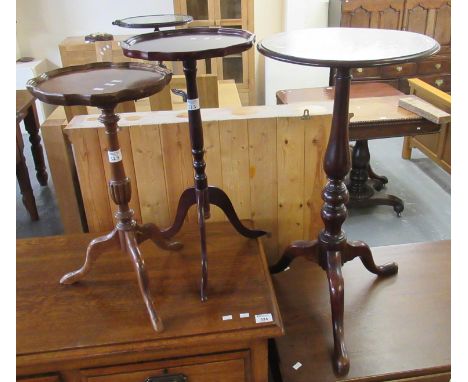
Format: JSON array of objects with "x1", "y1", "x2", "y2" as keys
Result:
[
  {"x1": 303, "y1": 115, "x2": 332, "y2": 241},
  {"x1": 160, "y1": 123, "x2": 196, "y2": 223},
  {"x1": 248, "y1": 117, "x2": 278, "y2": 261},
  {"x1": 130, "y1": 124, "x2": 171, "y2": 227},
  {"x1": 276, "y1": 117, "x2": 306, "y2": 255},
  {"x1": 219, "y1": 119, "x2": 251, "y2": 220},
  {"x1": 203, "y1": 120, "x2": 225, "y2": 222},
  {"x1": 41, "y1": 118, "x2": 84, "y2": 233},
  {"x1": 68, "y1": 129, "x2": 114, "y2": 232},
  {"x1": 97, "y1": 127, "x2": 142, "y2": 225}
]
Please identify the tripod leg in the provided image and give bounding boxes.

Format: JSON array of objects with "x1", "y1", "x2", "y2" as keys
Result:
[
  {"x1": 208, "y1": 186, "x2": 267, "y2": 238},
  {"x1": 136, "y1": 223, "x2": 183, "y2": 250},
  {"x1": 325, "y1": 250, "x2": 349, "y2": 376},
  {"x1": 345, "y1": 241, "x2": 398, "y2": 276},
  {"x1": 196, "y1": 189, "x2": 208, "y2": 302},
  {"x1": 60, "y1": 228, "x2": 119, "y2": 284},
  {"x1": 124, "y1": 231, "x2": 164, "y2": 332},
  {"x1": 161, "y1": 187, "x2": 196, "y2": 239},
  {"x1": 270, "y1": 240, "x2": 319, "y2": 273}
]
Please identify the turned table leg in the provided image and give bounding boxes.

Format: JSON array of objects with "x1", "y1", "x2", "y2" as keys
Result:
[
  {"x1": 271, "y1": 67, "x2": 398, "y2": 376},
  {"x1": 24, "y1": 102, "x2": 48, "y2": 186}
]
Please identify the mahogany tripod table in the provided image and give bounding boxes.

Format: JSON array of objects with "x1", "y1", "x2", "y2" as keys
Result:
[
  {"x1": 27, "y1": 62, "x2": 181, "y2": 332},
  {"x1": 258, "y1": 28, "x2": 439, "y2": 375},
  {"x1": 121, "y1": 27, "x2": 267, "y2": 302}
]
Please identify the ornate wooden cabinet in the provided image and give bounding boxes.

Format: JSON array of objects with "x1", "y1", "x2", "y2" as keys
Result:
[
  {"x1": 173, "y1": 0, "x2": 255, "y2": 105},
  {"x1": 330, "y1": 0, "x2": 451, "y2": 93}
]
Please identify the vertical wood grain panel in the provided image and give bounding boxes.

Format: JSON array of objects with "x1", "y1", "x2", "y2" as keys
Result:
[
  {"x1": 68, "y1": 129, "x2": 113, "y2": 232},
  {"x1": 276, "y1": 117, "x2": 306, "y2": 255},
  {"x1": 303, "y1": 115, "x2": 332, "y2": 241},
  {"x1": 160, "y1": 123, "x2": 196, "y2": 223},
  {"x1": 130, "y1": 124, "x2": 171, "y2": 227},
  {"x1": 248, "y1": 117, "x2": 278, "y2": 261},
  {"x1": 97, "y1": 127, "x2": 142, "y2": 225},
  {"x1": 219, "y1": 119, "x2": 251, "y2": 220}
]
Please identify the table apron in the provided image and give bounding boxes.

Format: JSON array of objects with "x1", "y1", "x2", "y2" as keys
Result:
[{"x1": 350, "y1": 119, "x2": 440, "y2": 140}]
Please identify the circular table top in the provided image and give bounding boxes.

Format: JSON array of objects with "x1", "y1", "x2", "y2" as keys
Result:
[
  {"x1": 112, "y1": 14, "x2": 192, "y2": 29},
  {"x1": 26, "y1": 62, "x2": 172, "y2": 107},
  {"x1": 121, "y1": 27, "x2": 255, "y2": 61},
  {"x1": 257, "y1": 28, "x2": 440, "y2": 68}
]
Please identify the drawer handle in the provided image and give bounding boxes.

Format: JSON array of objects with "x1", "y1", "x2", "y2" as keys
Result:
[
  {"x1": 356, "y1": 68, "x2": 363, "y2": 73},
  {"x1": 396, "y1": 66, "x2": 403, "y2": 72},
  {"x1": 435, "y1": 79, "x2": 444, "y2": 87},
  {"x1": 435, "y1": 63, "x2": 442, "y2": 70},
  {"x1": 145, "y1": 374, "x2": 187, "y2": 382}
]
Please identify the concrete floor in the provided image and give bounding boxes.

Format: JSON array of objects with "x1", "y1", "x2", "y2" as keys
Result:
[{"x1": 16, "y1": 135, "x2": 450, "y2": 246}]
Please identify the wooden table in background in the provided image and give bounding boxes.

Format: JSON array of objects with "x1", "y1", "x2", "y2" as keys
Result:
[
  {"x1": 17, "y1": 221, "x2": 283, "y2": 381},
  {"x1": 270, "y1": 240, "x2": 450, "y2": 382}
]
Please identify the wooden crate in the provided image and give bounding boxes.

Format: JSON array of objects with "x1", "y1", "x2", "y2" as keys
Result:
[{"x1": 66, "y1": 105, "x2": 332, "y2": 261}]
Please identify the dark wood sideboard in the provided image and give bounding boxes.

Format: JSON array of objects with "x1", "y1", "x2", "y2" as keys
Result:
[
  {"x1": 329, "y1": 0, "x2": 451, "y2": 93},
  {"x1": 16, "y1": 221, "x2": 283, "y2": 381}
]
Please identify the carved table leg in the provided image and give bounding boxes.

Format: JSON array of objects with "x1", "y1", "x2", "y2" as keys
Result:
[
  {"x1": 60, "y1": 107, "x2": 179, "y2": 331},
  {"x1": 16, "y1": 141, "x2": 39, "y2": 221},
  {"x1": 124, "y1": 230, "x2": 164, "y2": 332},
  {"x1": 347, "y1": 140, "x2": 404, "y2": 216},
  {"x1": 24, "y1": 103, "x2": 48, "y2": 186},
  {"x1": 368, "y1": 163, "x2": 388, "y2": 189},
  {"x1": 270, "y1": 68, "x2": 398, "y2": 376}
]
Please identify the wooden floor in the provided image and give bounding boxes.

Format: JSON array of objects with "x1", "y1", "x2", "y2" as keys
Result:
[{"x1": 270, "y1": 240, "x2": 450, "y2": 382}]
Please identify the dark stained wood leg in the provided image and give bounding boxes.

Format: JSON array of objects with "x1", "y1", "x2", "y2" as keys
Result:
[
  {"x1": 124, "y1": 230, "x2": 164, "y2": 332},
  {"x1": 347, "y1": 140, "x2": 404, "y2": 216},
  {"x1": 16, "y1": 136, "x2": 39, "y2": 221},
  {"x1": 269, "y1": 240, "x2": 319, "y2": 273},
  {"x1": 196, "y1": 189, "x2": 208, "y2": 302},
  {"x1": 136, "y1": 222, "x2": 183, "y2": 250},
  {"x1": 368, "y1": 163, "x2": 388, "y2": 189},
  {"x1": 60, "y1": 228, "x2": 119, "y2": 284},
  {"x1": 209, "y1": 186, "x2": 267, "y2": 238},
  {"x1": 161, "y1": 187, "x2": 197, "y2": 239},
  {"x1": 24, "y1": 103, "x2": 48, "y2": 186},
  {"x1": 344, "y1": 240, "x2": 398, "y2": 276},
  {"x1": 324, "y1": 250, "x2": 349, "y2": 376}
]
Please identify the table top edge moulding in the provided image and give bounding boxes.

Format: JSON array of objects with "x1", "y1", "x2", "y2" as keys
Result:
[
  {"x1": 121, "y1": 27, "x2": 255, "y2": 61},
  {"x1": 257, "y1": 28, "x2": 440, "y2": 68},
  {"x1": 112, "y1": 14, "x2": 193, "y2": 29},
  {"x1": 26, "y1": 62, "x2": 172, "y2": 107}
]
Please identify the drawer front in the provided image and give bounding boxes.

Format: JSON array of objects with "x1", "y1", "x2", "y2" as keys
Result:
[
  {"x1": 83, "y1": 355, "x2": 247, "y2": 382},
  {"x1": 351, "y1": 67, "x2": 381, "y2": 79},
  {"x1": 381, "y1": 62, "x2": 417, "y2": 78},
  {"x1": 418, "y1": 58, "x2": 451, "y2": 75}
]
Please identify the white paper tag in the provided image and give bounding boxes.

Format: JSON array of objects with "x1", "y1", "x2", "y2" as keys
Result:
[
  {"x1": 187, "y1": 98, "x2": 200, "y2": 111},
  {"x1": 108, "y1": 149, "x2": 122, "y2": 163},
  {"x1": 240, "y1": 313, "x2": 250, "y2": 318},
  {"x1": 292, "y1": 362, "x2": 302, "y2": 370},
  {"x1": 222, "y1": 315, "x2": 233, "y2": 321},
  {"x1": 255, "y1": 313, "x2": 273, "y2": 324}
]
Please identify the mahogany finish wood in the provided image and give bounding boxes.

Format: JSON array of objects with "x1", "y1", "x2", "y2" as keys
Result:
[
  {"x1": 112, "y1": 14, "x2": 193, "y2": 31},
  {"x1": 270, "y1": 240, "x2": 450, "y2": 382},
  {"x1": 26, "y1": 62, "x2": 181, "y2": 332},
  {"x1": 16, "y1": 90, "x2": 48, "y2": 186},
  {"x1": 276, "y1": 83, "x2": 407, "y2": 215},
  {"x1": 16, "y1": 221, "x2": 283, "y2": 380},
  {"x1": 258, "y1": 27, "x2": 439, "y2": 375},
  {"x1": 122, "y1": 28, "x2": 266, "y2": 302}
]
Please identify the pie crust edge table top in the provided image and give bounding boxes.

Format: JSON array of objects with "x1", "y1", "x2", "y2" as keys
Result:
[
  {"x1": 257, "y1": 27, "x2": 440, "y2": 68},
  {"x1": 26, "y1": 61, "x2": 172, "y2": 107},
  {"x1": 112, "y1": 14, "x2": 193, "y2": 29},
  {"x1": 121, "y1": 27, "x2": 255, "y2": 61}
]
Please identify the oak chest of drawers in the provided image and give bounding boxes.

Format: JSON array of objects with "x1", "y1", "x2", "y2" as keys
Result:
[
  {"x1": 329, "y1": 0, "x2": 451, "y2": 93},
  {"x1": 17, "y1": 222, "x2": 283, "y2": 381}
]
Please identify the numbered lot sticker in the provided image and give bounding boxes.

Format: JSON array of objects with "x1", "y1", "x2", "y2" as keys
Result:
[
  {"x1": 108, "y1": 149, "x2": 122, "y2": 163},
  {"x1": 187, "y1": 98, "x2": 200, "y2": 111},
  {"x1": 255, "y1": 313, "x2": 273, "y2": 324}
]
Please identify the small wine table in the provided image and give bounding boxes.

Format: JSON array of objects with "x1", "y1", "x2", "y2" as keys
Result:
[
  {"x1": 112, "y1": 14, "x2": 193, "y2": 32},
  {"x1": 121, "y1": 27, "x2": 267, "y2": 302},
  {"x1": 27, "y1": 62, "x2": 182, "y2": 332},
  {"x1": 257, "y1": 28, "x2": 439, "y2": 375}
]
